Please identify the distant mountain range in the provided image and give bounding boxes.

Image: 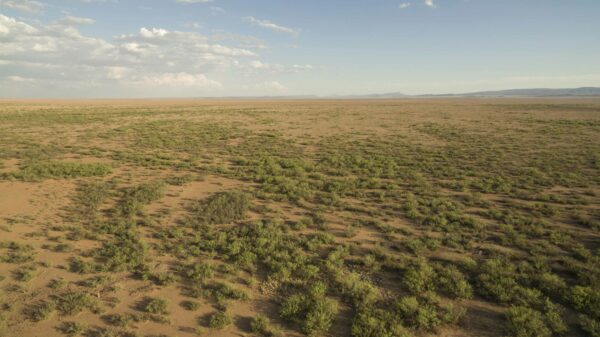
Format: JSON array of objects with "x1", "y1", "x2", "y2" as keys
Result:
[
  {"x1": 445, "y1": 87, "x2": 600, "y2": 97},
  {"x1": 338, "y1": 87, "x2": 600, "y2": 99},
  {"x1": 200, "y1": 87, "x2": 600, "y2": 100}
]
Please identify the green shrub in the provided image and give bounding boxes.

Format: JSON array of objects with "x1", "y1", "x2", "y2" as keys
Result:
[
  {"x1": 5, "y1": 162, "x2": 111, "y2": 181},
  {"x1": 69, "y1": 257, "x2": 97, "y2": 274},
  {"x1": 13, "y1": 267, "x2": 35, "y2": 282},
  {"x1": 58, "y1": 321, "x2": 86, "y2": 336},
  {"x1": 280, "y1": 282, "x2": 338, "y2": 336},
  {"x1": 55, "y1": 291, "x2": 96, "y2": 316},
  {"x1": 96, "y1": 234, "x2": 147, "y2": 272},
  {"x1": 191, "y1": 191, "x2": 249, "y2": 225},
  {"x1": 142, "y1": 298, "x2": 169, "y2": 315},
  {"x1": 0, "y1": 241, "x2": 35, "y2": 264},
  {"x1": 542, "y1": 299, "x2": 567, "y2": 335},
  {"x1": 208, "y1": 282, "x2": 249, "y2": 303},
  {"x1": 165, "y1": 174, "x2": 195, "y2": 186},
  {"x1": 74, "y1": 181, "x2": 111, "y2": 219},
  {"x1": 436, "y1": 264, "x2": 473, "y2": 299},
  {"x1": 25, "y1": 300, "x2": 55, "y2": 321},
  {"x1": 504, "y1": 306, "x2": 551, "y2": 337},
  {"x1": 118, "y1": 182, "x2": 165, "y2": 217},
  {"x1": 477, "y1": 258, "x2": 520, "y2": 303},
  {"x1": 102, "y1": 313, "x2": 133, "y2": 327},
  {"x1": 571, "y1": 286, "x2": 600, "y2": 319},
  {"x1": 351, "y1": 308, "x2": 409, "y2": 337},
  {"x1": 336, "y1": 271, "x2": 379, "y2": 307},
  {"x1": 48, "y1": 278, "x2": 67, "y2": 289},
  {"x1": 186, "y1": 263, "x2": 214, "y2": 284},
  {"x1": 395, "y1": 296, "x2": 440, "y2": 331},
  {"x1": 579, "y1": 314, "x2": 600, "y2": 337},
  {"x1": 536, "y1": 272, "x2": 567, "y2": 298},
  {"x1": 250, "y1": 314, "x2": 281, "y2": 337},
  {"x1": 403, "y1": 260, "x2": 436, "y2": 294},
  {"x1": 181, "y1": 300, "x2": 201, "y2": 311},
  {"x1": 208, "y1": 310, "x2": 232, "y2": 329}
]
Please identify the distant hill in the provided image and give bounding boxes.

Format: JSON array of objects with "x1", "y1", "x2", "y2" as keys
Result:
[
  {"x1": 333, "y1": 92, "x2": 408, "y2": 99},
  {"x1": 457, "y1": 87, "x2": 600, "y2": 97},
  {"x1": 333, "y1": 87, "x2": 600, "y2": 99}
]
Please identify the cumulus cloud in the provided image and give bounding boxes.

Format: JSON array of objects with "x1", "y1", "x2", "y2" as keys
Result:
[
  {"x1": 424, "y1": 0, "x2": 436, "y2": 8},
  {"x1": 139, "y1": 27, "x2": 168, "y2": 38},
  {"x1": 247, "y1": 60, "x2": 313, "y2": 73},
  {"x1": 137, "y1": 72, "x2": 221, "y2": 87},
  {"x1": 0, "y1": 14, "x2": 265, "y2": 96},
  {"x1": 399, "y1": 2, "x2": 411, "y2": 9},
  {"x1": 245, "y1": 16, "x2": 298, "y2": 35},
  {"x1": 265, "y1": 81, "x2": 287, "y2": 92},
  {"x1": 0, "y1": 0, "x2": 44, "y2": 14}
]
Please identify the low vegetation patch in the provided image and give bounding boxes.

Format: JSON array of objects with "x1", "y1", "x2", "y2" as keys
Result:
[{"x1": 4, "y1": 162, "x2": 112, "y2": 181}]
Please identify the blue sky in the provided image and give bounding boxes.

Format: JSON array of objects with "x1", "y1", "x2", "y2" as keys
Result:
[{"x1": 1, "y1": 0, "x2": 599, "y2": 97}]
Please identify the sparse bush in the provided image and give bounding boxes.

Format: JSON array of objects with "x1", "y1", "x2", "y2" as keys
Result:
[
  {"x1": 280, "y1": 282, "x2": 338, "y2": 336},
  {"x1": 58, "y1": 321, "x2": 86, "y2": 336},
  {"x1": 403, "y1": 260, "x2": 436, "y2": 294},
  {"x1": 191, "y1": 191, "x2": 249, "y2": 225},
  {"x1": 351, "y1": 308, "x2": 410, "y2": 337},
  {"x1": 25, "y1": 300, "x2": 55, "y2": 321},
  {"x1": 96, "y1": 234, "x2": 147, "y2": 272},
  {"x1": 208, "y1": 310, "x2": 232, "y2": 329},
  {"x1": 142, "y1": 298, "x2": 169, "y2": 315},
  {"x1": 118, "y1": 182, "x2": 165, "y2": 217},
  {"x1": 504, "y1": 306, "x2": 551, "y2": 337},
  {"x1": 48, "y1": 278, "x2": 67, "y2": 289},
  {"x1": 251, "y1": 314, "x2": 281, "y2": 337},
  {"x1": 186, "y1": 262, "x2": 214, "y2": 284},
  {"x1": 54, "y1": 291, "x2": 96, "y2": 316},
  {"x1": 102, "y1": 313, "x2": 134, "y2": 327},
  {"x1": 0, "y1": 241, "x2": 35, "y2": 264},
  {"x1": 436, "y1": 264, "x2": 473, "y2": 299},
  {"x1": 5, "y1": 162, "x2": 111, "y2": 181},
  {"x1": 579, "y1": 314, "x2": 600, "y2": 337},
  {"x1": 571, "y1": 286, "x2": 600, "y2": 319},
  {"x1": 165, "y1": 174, "x2": 195, "y2": 186},
  {"x1": 181, "y1": 300, "x2": 201, "y2": 311}
]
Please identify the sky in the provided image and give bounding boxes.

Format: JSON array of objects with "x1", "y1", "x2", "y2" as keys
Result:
[{"x1": 0, "y1": 0, "x2": 599, "y2": 98}]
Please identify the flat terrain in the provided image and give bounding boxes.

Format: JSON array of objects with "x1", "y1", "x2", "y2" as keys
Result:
[{"x1": 0, "y1": 99, "x2": 599, "y2": 337}]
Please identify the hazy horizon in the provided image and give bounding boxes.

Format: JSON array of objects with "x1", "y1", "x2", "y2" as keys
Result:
[{"x1": 1, "y1": 0, "x2": 599, "y2": 98}]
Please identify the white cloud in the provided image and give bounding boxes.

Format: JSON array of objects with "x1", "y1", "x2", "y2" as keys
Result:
[
  {"x1": 61, "y1": 15, "x2": 96, "y2": 25},
  {"x1": 424, "y1": 0, "x2": 436, "y2": 8},
  {"x1": 247, "y1": 60, "x2": 313, "y2": 73},
  {"x1": 399, "y1": 2, "x2": 411, "y2": 9},
  {"x1": 106, "y1": 66, "x2": 128, "y2": 79},
  {"x1": 138, "y1": 72, "x2": 221, "y2": 87},
  {"x1": 0, "y1": 0, "x2": 44, "y2": 14},
  {"x1": 249, "y1": 60, "x2": 268, "y2": 69},
  {"x1": 292, "y1": 64, "x2": 313, "y2": 71},
  {"x1": 0, "y1": 14, "x2": 266, "y2": 96},
  {"x1": 0, "y1": 14, "x2": 38, "y2": 37},
  {"x1": 7, "y1": 75, "x2": 35, "y2": 82},
  {"x1": 139, "y1": 27, "x2": 168, "y2": 38},
  {"x1": 246, "y1": 16, "x2": 298, "y2": 35},
  {"x1": 264, "y1": 81, "x2": 288, "y2": 92}
]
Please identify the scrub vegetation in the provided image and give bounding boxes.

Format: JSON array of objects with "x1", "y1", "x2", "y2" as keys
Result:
[{"x1": 0, "y1": 99, "x2": 599, "y2": 337}]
